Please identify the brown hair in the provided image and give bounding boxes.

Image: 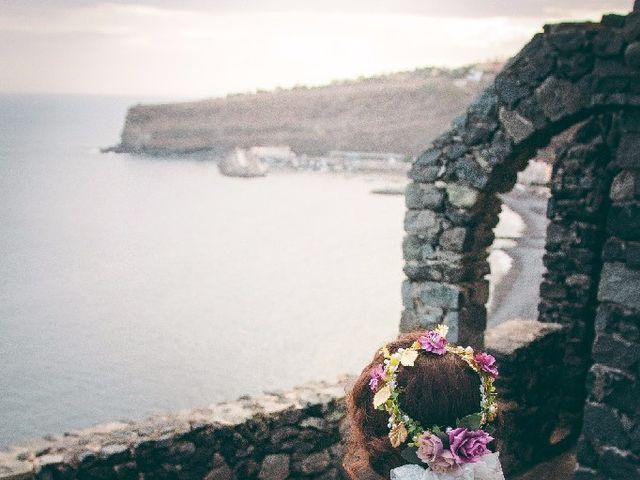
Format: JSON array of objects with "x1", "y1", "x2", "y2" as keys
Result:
[{"x1": 344, "y1": 331, "x2": 482, "y2": 479}]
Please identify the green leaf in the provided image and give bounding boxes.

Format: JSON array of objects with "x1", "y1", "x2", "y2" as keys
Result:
[{"x1": 457, "y1": 413, "x2": 483, "y2": 430}]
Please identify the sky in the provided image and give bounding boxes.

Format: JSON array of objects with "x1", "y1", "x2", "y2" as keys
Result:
[{"x1": 0, "y1": 1, "x2": 634, "y2": 99}]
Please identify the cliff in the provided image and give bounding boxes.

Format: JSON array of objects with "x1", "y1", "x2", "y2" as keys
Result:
[{"x1": 110, "y1": 65, "x2": 498, "y2": 156}]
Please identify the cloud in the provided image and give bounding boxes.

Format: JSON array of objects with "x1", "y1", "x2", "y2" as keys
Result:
[
  {"x1": 3, "y1": 0, "x2": 634, "y2": 18},
  {"x1": 0, "y1": 1, "x2": 633, "y2": 96}
]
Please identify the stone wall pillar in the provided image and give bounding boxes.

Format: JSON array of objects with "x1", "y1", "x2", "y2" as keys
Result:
[
  {"x1": 536, "y1": 115, "x2": 615, "y2": 446},
  {"x1": 401, "y1": 175, "x2": 499, "y2": 348},
  {"x1": 574, "y1": 110, "x2": 640, "y2": 480}
]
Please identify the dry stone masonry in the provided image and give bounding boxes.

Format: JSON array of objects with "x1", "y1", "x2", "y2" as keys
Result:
[
  {"x1": 0, "y1": 382, "x2": 348, "y2": 480},
  {"x1": 0, "y1": 322, "x2": 569, "y2": 480},
  {"x1": 402, "y1": 8, "x2": 640, "y2": 479}
]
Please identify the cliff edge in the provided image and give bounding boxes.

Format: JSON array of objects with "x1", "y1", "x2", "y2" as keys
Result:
[{"x1": 109, "y1": 65, "x2": 498, "y2": 156}]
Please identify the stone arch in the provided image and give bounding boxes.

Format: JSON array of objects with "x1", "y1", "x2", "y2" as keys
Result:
[{"x1": 401, "y1": 12, "x2": 640, "y2": 349}]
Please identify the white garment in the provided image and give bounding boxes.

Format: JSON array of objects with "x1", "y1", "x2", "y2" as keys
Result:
[{"x1": 390, "y1": 453, "x2": 505, "y2": 480}]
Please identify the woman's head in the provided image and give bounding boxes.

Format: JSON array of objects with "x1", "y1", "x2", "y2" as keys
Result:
[{"x1": 344, "y1": 331, "x2": 482, "y2": 479}]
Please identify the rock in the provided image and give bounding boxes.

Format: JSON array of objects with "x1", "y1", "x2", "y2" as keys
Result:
[
  {"x1": 415, "y1": 148, "x2": 441, "y2": 166},
  {"x1": 405, "y1": 183, "x2": 444, "y2": 209},
  {"x1": 447, "y1": 142, "x2": 468, "y2": 160},
  {"x1": 549, "y1": 29, "x2": 588, "y2": 53},
  {"x1": 499, "y1": 107, "x2": 535, "y2": 143},
  {"x1": 586, "y1": 364, "x2": 636, "y2": 414},
  {"x1": 607, "y1": 204, "x2": 640, "y2": 239},
  {"x1": 625, "y1": 42, "x2": 640, "y2": 70},
  {"x1": 615, "y1": 133, "x2": 640, "y2": 168},
  {"x1": 485, "y1": 320, "x2": 564, "y2": 356},
  {"x1": 218, "y1": 148, "x2": 268, "y2": 178},
  {"x1": 623, "y1": 12, "x2": 640, "y2": 42},
  {"x1": 598, "y1": 262, "x2": 640, "y2": 310},
  {"x1": 402, "y1": 235, "x2": 423, "y2": 261},
  {"x1": 599, "y1": 446, "x2": 640, "y2": 479},
  {"x1": 439, "y1": 227, "x2": 468, "y2": 252},
  {"x1": 299, "y1": 417, "x2": 327, "y2": 431},
  {"x1": 625, "y1": 241, "x2": 640, "y2": 269},
  {"x1": 408, "y1": 164, "x2": 440, "y2": 183},
  {"x1": 593, "y1": 29, "x2": 625, "y2": 57},
  {"x1": 258, "y1": 454, "x2": 290, "y2": 480},
  {"x1": 297, "y1": 451, "x2": 330, "y2": 475},
  {"x1": 495, "y1": 75, "x2": 529, "y2": 107},
  {"x1": 592, "y1": 330, "x2": 640, "y2": 371},
  {"x1": 446, "y1": 184, "x2": 480, "y2": 209},
  {"x1": 610, "y1": 170, "x2": 636, "y2": 202},
  {"x1": 404, "y1": 210, "x2": 440, "y2": 237},
  {"x1": 417, "y1": 281, "x2": 461, "y2": 309},
  {"x1": 535, "y1": 76, "x2": 586, "y2": 122},
  {"x1": 454, "y1": 157, "x2": 489, "y2": 189}
]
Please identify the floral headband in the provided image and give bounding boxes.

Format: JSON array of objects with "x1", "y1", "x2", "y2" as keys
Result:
[{"x1": 368, "y1": 325, "x2": 499, "y2": 474}]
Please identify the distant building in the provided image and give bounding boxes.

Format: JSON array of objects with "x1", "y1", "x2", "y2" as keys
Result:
[
  {"x1": 249, "y1": 146, "x2": 298, "y2": 168},
  {"x1": 327, "y1": 150, "x2": 408, "y2": 173}
]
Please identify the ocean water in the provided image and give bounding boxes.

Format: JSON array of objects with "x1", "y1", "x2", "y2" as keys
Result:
[{"x1": 0, "y1": 95, "x2": 405, "y2": 447}]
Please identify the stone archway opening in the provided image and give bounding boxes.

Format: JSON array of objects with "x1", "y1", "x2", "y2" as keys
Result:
[{"x1": 401, "y1": 11, "x2": 640, "y2": 477}]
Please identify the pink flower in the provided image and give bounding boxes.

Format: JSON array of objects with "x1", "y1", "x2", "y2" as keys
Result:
[
  {"x1": 419, "y1": 330, "x2": 447, "y2": 355},
  {"x1": 428, "y1": 450, "x2": 461, "y2": 474},
  {"x1": 416, "y1": 432, "x2": 443, "y2": 463},
  {"x1": 368, "y1": 364, "x2": 385, "y2": 392},
  {"x1": 448, "y1": 427, "x2": 493, "y2": 464},
  {"x1": 474, "y1": 352, "x2": 499, "y2": 378}
]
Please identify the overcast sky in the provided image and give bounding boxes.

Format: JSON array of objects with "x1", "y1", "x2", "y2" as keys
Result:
[{"x1": 0, "y1": 1, "x2": 634, "y2": 99}]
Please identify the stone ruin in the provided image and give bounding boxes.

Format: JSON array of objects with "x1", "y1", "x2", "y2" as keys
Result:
[
  {"x1": 401, "y1": 6, "x2": 640, "y2": 479},
  {"x1": 1, "y1": 6, "x2": 639, "y2": 480}
]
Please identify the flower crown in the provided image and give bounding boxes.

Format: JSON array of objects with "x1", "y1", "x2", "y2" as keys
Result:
[{"x1": 368, "y1": 325, "x2": 499, "y2": 474}]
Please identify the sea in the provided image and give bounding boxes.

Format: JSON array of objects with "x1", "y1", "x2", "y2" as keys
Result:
[{"x1": 0, "y1": 95, "x2": 406, "y2": 447}]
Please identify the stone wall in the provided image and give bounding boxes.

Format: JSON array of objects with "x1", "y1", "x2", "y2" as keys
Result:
[
  {"x1": 574, "y1": 110, "x2": 640, "y2": 479},
  {"x1": 401, "y1": 10, "x2": 640, "y2": 350},
  {"x1": 0, "y1": 322, "x2": 573, "y2": 480},
  {"x1": 537, "y1": 114, "x2": 615, "y2": 450},
  {"x1": 0, "y1": 382, "x2": 348, "y2": 480},
  {"x1": 486, "y1": 320, "x2": 569, "y2": 474}
]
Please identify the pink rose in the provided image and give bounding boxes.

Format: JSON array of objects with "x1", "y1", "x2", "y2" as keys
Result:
[
  {"x1": 418, "y1": 331, "x2": 447, "y2": 355},
  {"x1": 416, "y1": 432, "x2": 443, "y2": 463},
  {"x1": 474, "y1": 352, "x2": 499, "y2": 378},
  {"x1": 448, "y1": 427, "x2": 493, "y2": 464},
  {"x1": 368, "y1": 364, "x2": 385, "y2": 392},
  {"x1": 428, "y1": 450, "x2": 461, "y2": 474}
]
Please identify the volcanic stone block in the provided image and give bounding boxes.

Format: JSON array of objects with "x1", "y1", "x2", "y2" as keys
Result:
[
  {"x1": 258, "y1": 454, "x2": 290, "y2": 480},
  {"x1": 592, "y1": 331, "x2": 640, "y2": 371},
  {"x1": 581, "y1": 402, "x2": 630, "y2": 450},
  {"x1": 586, "y1": 364, "x2": 637, "y2": 415},
  {"x1": 610, "y1": 170, "x2": 636, "y2": 202},
  {"x1": 404, "y1": 210, "x2": 440, "y2": 237},
  {"x1": 403, "y1": 280, "x2": 462, "y2": 310},
  {"x1": 439, "y1": 227, "x2": 468, "y2": 252},
  {"x1": 405, "y1": 183, "x2": 444, "y2": 209},
  {"x1": 535, "y1": 76, "x2": 587, "y2": 122},
  {"x1": 499, "y1": 106, "x2": 535, "y2": 143},
  {"x1": 445, "y1": 184, "x2": 480, "y2": 208},
  {"x1": 607, "y1": 204, "x2": 640, "y2": 239},
  {"x1": 598, "y1": 262, "x2": 640, "y2": 310},
  {"x1": 625, "y1": 42, "x2": 640, "y2": 69},
  {"x1": 593, "y1": 29, "x2": 625, "y2": 57},
  {"x1": 616, "y1": 133, "x2": 640, "y2": 168}
]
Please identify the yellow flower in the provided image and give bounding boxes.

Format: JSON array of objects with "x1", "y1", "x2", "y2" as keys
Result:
[
  {"x1": 373, "y1": 386, "x2": 391, "y2": 408},
  {"x1": 435, "y1": 324, "x2": 449, "y2": 337},
  {"x1": 400, "y1": 349, "x2": 419, "y2": 366},
  {"x1": 389, "y1": 422, "x2": 408, "y2": 448}
]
